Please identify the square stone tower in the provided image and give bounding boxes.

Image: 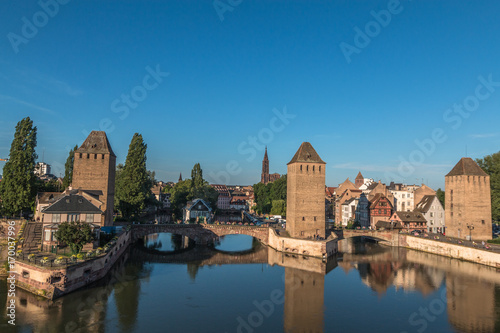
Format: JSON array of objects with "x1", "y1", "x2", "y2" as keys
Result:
[
  {"x1": 445, "y1": 157, "x2": 491, "y2": 240},
  {"x1": 286, "y1": 142, "x2": 326, "y2": 238},
  {"x1": 72, "y1": 131, "x2": 116, "y2": 226}
]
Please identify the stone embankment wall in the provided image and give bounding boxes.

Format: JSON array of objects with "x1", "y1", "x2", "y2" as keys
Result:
[
  {"x1": 400, "y1": 235, "x2": 500, "y2": 268},
  {"x1": 266, "y1": 228, "x2": 337, "y2": 259},
  {"x1": 15, "y1": 229, "x2": 131, "y2": 299}
]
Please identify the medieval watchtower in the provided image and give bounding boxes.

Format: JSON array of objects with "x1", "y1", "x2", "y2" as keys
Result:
[
  {"x1": 72, "y1": 131, "x2": 116, "y2": 226},
  {"x1": 286, "y1": 142, "x2": 326, "y2": 238},
  {"x1": 445, "y1": 157, "x2": 491, "y2": 240}
]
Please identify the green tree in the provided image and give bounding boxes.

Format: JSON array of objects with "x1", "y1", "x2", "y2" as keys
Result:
[
  {"x1": 62, "y1": 145, "x2": 78, "y2": 189},
  {"x1": 436, "y1": 188, "x2": 445, "y2": 207},
  {"x1": 270, "y1": 199, "x2": 286, "y2": 216},
  {"x1": 253, "y1": 175, "x2": 287, "y2": 215},
  {"x1": 477, "y1": 152, "x2": 500, "y2": 221},
  {"x1": 0, "y1": 117, "x2": 38, "y2": 216},
  {"x1": 115, "y1": 133, "x2": 152, "y2": 218},
  {"x1": 54, "y1": 221, "x2": 95, "y2": 254},
  {"x1": 169, "y1": 179, "x2": 192, "y2": 219}
]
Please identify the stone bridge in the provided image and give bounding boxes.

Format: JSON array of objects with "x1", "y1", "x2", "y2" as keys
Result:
[
  {"x1": 130, "y1": 224, "x2": 269, "y2": 245},
  {"x1": 335, "y1": 229, "x2": 401, "y2": 248}
]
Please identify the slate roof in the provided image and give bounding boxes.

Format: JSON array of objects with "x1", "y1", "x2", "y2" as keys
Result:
[
  {"x1": 446, "y1": 157, "x2": 488, "y2": 177},
  {"x1": 288, "y1": 142, "x2": 326, "y2": 164},
  {"x1": 394, "y1": 211, "x2": 427, "y2": 223},
  {"x1": 185, "y1": 198, "x2": 212, "y2": 211},
  {"x1": 42, "y1": 194, "x2": 102, "y2": 214},
  {"x1": 76, "y1": 131, "x2": 116, "y2": 156},
  {"x1": 415, "y1": 195, "x2": 439, "y2": 213}
]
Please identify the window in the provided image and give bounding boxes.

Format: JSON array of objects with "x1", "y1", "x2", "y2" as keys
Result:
[
  {"x1": 300, "y1": 165, "x2": 302, "y2": 171},
  {"x1": 68, "y1": 214, "x2": 79, "y2": 222},
  {"x1": 314, "y1": 216, "x2": 317, "y2": 221},
  {"x1": 87, "y1": 153, "x2": 90, "y2": 159},
  {"x1": 94, "y1": 154, "x2": 97, "y2": 159},
  {"x1": 482, "y1": 220, "x2": 485, "y2": 224},
  {"x1": 86, "y1": 214, "x2": 94, "y2": 223},
  {"x1": 45, "y1": 230, "x2": 51, "y2": 241},
  {"x1": 307, "y1": 165, "x2": 309, "y2": 171},
  {"x1": 53, "y1": 214, "x2": 61, "y2": 223},
  {"x1": 378, "y1": 209, "x2": 381, "y2": 214},
  {"x1": 451, "y1": 212, "x2": 454, "y2": 217},
  {"x1": 79, "y1": 153, "x2": 82, "y2": 158},
  {"x1": 319, "y1": 166, "x2": 321, "y2": 172},
  {"x1": 430, "y1": 212, "x2": 434, "y2": 217},
  {"x1": 302, "y1": 217, "x2": 305, "y2": 221}
]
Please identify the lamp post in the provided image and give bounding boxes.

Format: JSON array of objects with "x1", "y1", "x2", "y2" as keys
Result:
[{"x1": 467, "y1": 224, "x2": 474, "y2": 241}]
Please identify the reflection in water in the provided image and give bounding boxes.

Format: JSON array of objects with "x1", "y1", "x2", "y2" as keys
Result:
[
  {"x1": 3, "y1": 235, "x2": 500, "y2": 333},
  {"x1": 284, "y1": 267, "x2": 324, "y2": 333},
  {"x1": 214, "y1": 234, "x2": 255, "y2": 252}
]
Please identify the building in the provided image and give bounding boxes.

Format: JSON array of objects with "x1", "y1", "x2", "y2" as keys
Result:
[
  {"x1": 39, "y1": 191, "x2": 102, "y2": 249},
  {"x1": 260, "y1": 147, "x2": 281, "y2": 184},
  {"x1": 445, "y1": 157, "x2": 492, "y2": 240},
  {"x1": 229, "y1": 197, "x2": 248, "y2": 210},
  {"x1": 415, "y1": 195, "x2": 445, "y2": 233},
  {"x1": 341, "y1": 197, "x2": 358, "y2": 226},
  {"x1": 355, "y1": 193, "x2": 370, "y2": 228},
  {"x1": 286, "y1": 142, "x2": 326, "y2": 238},
  {"x1": 72, "y1": 131, "x2": 116, "y2": 226},
  {"x1": 183, "y1": 198, "x2": 212, "y2": 223},
  {"x1": 390, "y1": 211, "x2": 427, "y2": 232},
  {"x1": 34, "y1": 162, "x2": 51, "y2": 176},
  {"x1": 355, "y1": 171, "x2": 364, "y2": 188},
  {"x1": 211, "y1": 184, "x2": 231, "y2": 210},
  {"x1": 414, "y1": 184, "x2": 436, "y2": 206},
  {"x1": 369, "y1": 193, "x2": 393, "y2": 229},
  {"x1": 335, "y1": 188, "x2": 362, "y2": 225},
  {"x1": 388, "y1": 182, "x2": 416, "y2": 212}
]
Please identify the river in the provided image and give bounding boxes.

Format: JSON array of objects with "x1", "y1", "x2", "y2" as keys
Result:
[{"x1": 1, "y1": 233, "x2": 499, "y2": 333}]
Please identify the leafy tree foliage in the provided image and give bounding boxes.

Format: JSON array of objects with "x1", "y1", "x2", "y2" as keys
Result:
[
  {"x1": 35, "y1": 178, "x2": 62, "y2": 193},
  {"x1": 0, "y1": 117, "x2": 37, "y2": 216},
  {"x1": 115, "y1": 133, "x2": 153, "y2": 218},
  {"x1": 476, "y1": 152, "x2": 500, "y2": 221},
  {"x1": 54, "y1": 221, "x2": 95, "y2": 254},
  {"x1": 436, "y1": 188, "x2": 445, "y2": 207},
  {"x1": 253, "y1": 175, "x2": 287, "y2": 215},
  {"x1": 270, "y1": 199, "x2": 286, "y2": 216},
  {"x1": 62, "y1": 145, "x2": 78, "y2": 189},
  {"x1": 168, "y1": 164, "x2": 218, "y2": 219}
]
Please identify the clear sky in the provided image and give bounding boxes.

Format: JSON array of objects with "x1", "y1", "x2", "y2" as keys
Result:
[{"x1": 1, "y1": 0, "x2": 499, "y2": 189}]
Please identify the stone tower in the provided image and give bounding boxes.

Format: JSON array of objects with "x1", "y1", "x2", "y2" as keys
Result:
[
  {"x1": 261, "y1": 146, "x2": 270, "y2": 184},
  {"x1": 72, "y1": 131, "x2": 116, "y2": 226},
  {"x1": 286, "y1": 142, "x2": 326, "y2": 238},
  {"x1": 445, "y1": 157, "x2": 491, "y2": 240},
  {"x1": 355, "y1": 171, "x2": 364, "y2": 188}
]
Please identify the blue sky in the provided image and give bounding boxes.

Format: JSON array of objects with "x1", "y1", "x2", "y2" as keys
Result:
[{"x1": 1, "y1": 0, "x2": 499, "y2": 189}]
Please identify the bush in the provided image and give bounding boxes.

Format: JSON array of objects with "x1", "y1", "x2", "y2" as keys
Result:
[{"x1": 487, "y1": 238, "x2": 500, "y2": 244}]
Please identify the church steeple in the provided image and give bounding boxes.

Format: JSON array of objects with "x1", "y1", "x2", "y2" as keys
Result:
[
  {"x1": 355, "y1": 171, "x2": 364, "y2": 188},
  {"x1": 261, "y1": 146, "x2": 270, "y2": 184},
  {"x1": 178, "y1": 172, "x2": 183, "y2": 182}
]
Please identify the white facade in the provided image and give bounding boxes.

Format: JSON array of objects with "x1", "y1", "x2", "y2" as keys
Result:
[
  {"x1": 391, "y1": 189, "x2": 415, "y2": 212},
  {"x1": 35, "y1": 162, "x2": 51, "y2": 176},
  {"x1": 341, "y1": 198, "x2": 358, "y2": 226}
]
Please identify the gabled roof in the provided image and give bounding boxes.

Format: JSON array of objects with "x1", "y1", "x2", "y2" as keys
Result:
[
  {"x1": 342, "y1": 197, "x2": 357, "y2": 205},
  {"x1": 288, "y1": 142, "x2": 326, "y2": 164},
  {"x1": 369, "y1": 193, "x2": 393, "y2": 208},
  {"x1": 415, "y1": 195, "x2": 441, "y2": 213},
  {"x1": 355, "y1": 171, "x2": 364, "y2": 180},
  {"x1": 76, "y1": 131, "x2": 115, "y2": 156},
  {"x1": 394, "y1": 211, "x2": 427, "y2": 223},
  {"x1": 42, "y1": 194, "x2": 102, "y2": 214},
  {"x1": 446, "y1": 157, "x2": 488, "y2": 177},
  {"x1": 185, "y1": 198, "x2": 212, "y2": 211}
]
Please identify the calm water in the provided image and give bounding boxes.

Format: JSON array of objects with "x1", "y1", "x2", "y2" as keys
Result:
[{"x1": 1, "y1": 233, "x2": 500, "y2": 333}]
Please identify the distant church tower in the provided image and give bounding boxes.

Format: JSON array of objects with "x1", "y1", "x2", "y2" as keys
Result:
[
  {"x1": 178, "y1": 173, "x2": 183, "y2": 182},
  {"x1": 261, "y1": 147, "x2": 270, "y2": 184},
  {"x1": 445, "y1": 157, "x2": 492, "y2": 240},
  {"x1": 286, "y1": 142, "x2": 326, "y2": 238},
  {"x1": 355, "y1": 171, "x2": 364, "y2": 188},
  {"x1": 72, "y1": 131, "x2": 116, "y2": 227}
]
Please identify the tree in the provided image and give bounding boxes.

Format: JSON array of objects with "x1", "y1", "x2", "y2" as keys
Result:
[
  {"x1": 0, "y1": 117, "x2": 37, "y2": 216},
  {"x1": 115, "y1": 133, "x2": 152, "y2": 218},
  {"x1": 191, "y1": 163, "x2": 204, "y2": 191},
  {"x1": 253, "y1": 175, "x2": 287, "y2": 215},
  {"x1": 271, "y1": 199, "x2": 286, "y2": 216},
  {"x1": 62, "y1": 145, "x2": 78, "y2": 189},
  {"x1": 436, "y1": 188, "x2": 445, "y2": 207},
  {"x1": 477, "y1": 152, "x2": 500, "y2": 221},
  {"x1": 54, "y1": 221, "x2": 95, "y2": 254}
]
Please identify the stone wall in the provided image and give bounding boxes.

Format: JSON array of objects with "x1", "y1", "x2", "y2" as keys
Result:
[
  {"x1": 14, "y1": 229, "x2": 131, "y2": 299},
  {"x1": 401, "y1": 234, "x2": 500, "y2": 268},
  {"x1": 267, "y1": 228, "x2": 337, "y2": 258}
]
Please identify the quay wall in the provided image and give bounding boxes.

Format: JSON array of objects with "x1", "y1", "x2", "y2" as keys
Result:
[
  {"x1": 400, "y1": 234, "x2": 500, "y2": 269},
  {"x1": 14, "y1": 229, "x2": 131, "y2": 299},
  {"x1": 266, "y1": 228, "x2": 337, "y2": 259}
]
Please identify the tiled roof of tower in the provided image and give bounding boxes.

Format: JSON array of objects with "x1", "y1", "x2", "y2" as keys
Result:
[
  {"x1": 287, "y1": 142, "x2": 326, "y2": 164},
  {"x1": 355, "y1": 171, "x2": 364, "y2": 180},
  {"x1": 76, "y1": 131, "x2": 116, "y2": 156},
  {"x1": 446, "y1": 157, "x2": 488, "y2": 177}
]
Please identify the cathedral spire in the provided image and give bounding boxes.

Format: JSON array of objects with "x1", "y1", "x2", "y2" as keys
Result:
[
  {"x1": 261, "y1": 147, "x2": 270, "y2": 184},
  {"x1": 178, "y1": 172, "x2": 183, "y2": 182}
]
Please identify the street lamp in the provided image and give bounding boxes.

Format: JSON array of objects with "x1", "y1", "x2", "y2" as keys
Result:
[{"x1": 467, "y1": 224, "x2": 474, "y2": 241}]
